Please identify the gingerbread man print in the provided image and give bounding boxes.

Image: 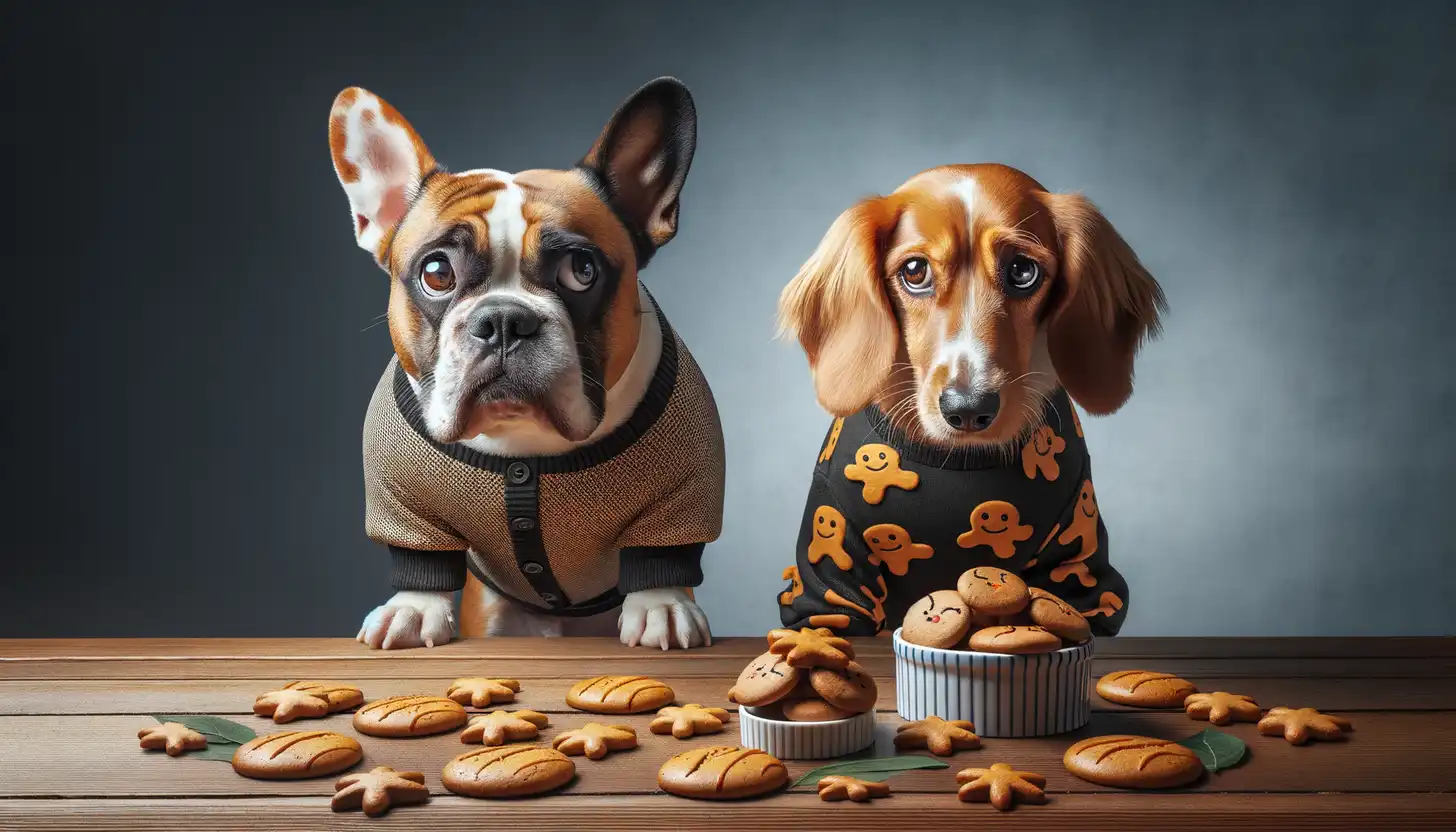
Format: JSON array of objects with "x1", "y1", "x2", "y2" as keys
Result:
[
  {"x1": 807, "y1": 505, "x2": 854, "y2": 571},
  {"x1": 779, "y1": 565, "x2": 804, "y2": 606},
  {"x1": 843, "y1": 444, "x2": 919, "y2": 505},
  {"x1": 956, "y1": 500, "x2": 1034, "y2": 559},
  {"x1": 1081, "y1": 591, "x2": 1124, "y2": 619},
  {"x1": 818, "y1": 418, "x2": 845, "y2": 463},
  {"x1": 1051, "y1": 480, "x2": 1100, "y2": 587},
  {"x1": 862, "y1": 523, "x2": 935, "y2": 576},
  {"x1": 1021, "y1": 425, "x2": 1066, "y2": 481}
]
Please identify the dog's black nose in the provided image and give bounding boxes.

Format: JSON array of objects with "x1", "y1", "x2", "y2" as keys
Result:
[
  {"x1": 939, "y1": 386, "x2": 1000, "y2": 432},
  {"x1": 469, "y1": 300, "x2": 542, "y2": 352}
]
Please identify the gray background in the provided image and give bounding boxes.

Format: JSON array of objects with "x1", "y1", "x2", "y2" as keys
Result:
[{"x1": 3, "y1": 0, "x2": 1452, "y2": 638}]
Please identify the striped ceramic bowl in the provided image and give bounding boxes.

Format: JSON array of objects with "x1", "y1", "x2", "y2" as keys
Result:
[
  {"x1": 893, "y1": 627, "x2": 1094, "y2": 737},
  {"x1": 738, "y1": 705, "x2": 876, "y2": 760}
]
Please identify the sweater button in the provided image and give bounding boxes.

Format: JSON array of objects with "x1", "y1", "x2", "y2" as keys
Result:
[
  {"x1": 511, "y1": 517, "x2": 536, "y2": 532},
  {"x1": 506, "y1": 462, "x2": 532, "y2": 484},
  {"x1": 522, "y1": 561, "x2": 544, "y2": 575},
  {"x1": 539, "y1": 592, "x2": 559, "y2": 604}
]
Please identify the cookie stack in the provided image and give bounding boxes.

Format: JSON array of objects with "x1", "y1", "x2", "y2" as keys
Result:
[
  {"x1": 899, "y1": 568, "x2": 1090, "y2": 654},
  {"x1": 729, "y1": 628, "x2": 878, "y2": 722}
]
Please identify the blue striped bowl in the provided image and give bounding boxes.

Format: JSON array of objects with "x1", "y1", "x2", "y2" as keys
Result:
[
  {"x1": 892, "y1": 628, "x2": 1094, "y2": 737},
  {"x1": 738, "y1": 705, "x2": 876, "y2": 760}
]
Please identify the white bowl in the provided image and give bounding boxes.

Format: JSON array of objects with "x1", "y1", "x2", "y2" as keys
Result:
[
  {"x1": 738, "y1": 705, "x2": 876, "y2": 760},
  {"x1": 893, "y1": 627, "x2": 1094, "y2": 737}
]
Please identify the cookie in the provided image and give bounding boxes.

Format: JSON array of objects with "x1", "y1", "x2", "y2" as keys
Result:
[
  {"x1": 658, "y1": 746, "x2": 788, "y2": 800},
  {"x1": 956, "y1": 763, "x2": 1047, "y2": 811},
  {"x1": 442, "y1": 746, "x2": 576, "y2": 798},
  {"x1": 138, "y1": 722, "x2": 209, "y2": 756},
  {"x1": 843, "y1": 443, "x2": 920, "y2": 504},
  {"x1": 1184, "y1": 692, "x2": 1262, "y2": 725},
  {"x1": 280, "y1": 681, "x2": 364, "y2": 712},
  {"x1": 1027, "y1": 587, "x2": 1091, "y2": 644},
  {"x1": 353, "y1": 695, "x2": 468, "y2": 737},
  {"x1": 956, "y1": 567, "x2": 1031, "y2": 617},
  {"x1": 232, "y1": 730, "x2": 363, "y2": 780},
  {"x1": 957, "y1": 501, "x2": 1034, "y2": 559},
  {"x1": 551, "y1": 723, "x2": 638, "y2": 759},
  {"x1": 566, "y1": 676, "x2": 675, "y2": 714},
  {"x1": 808, "y1": 661, "x2": 878, "y2": 713},
  {"x1": 766, "y1": 627, "x2": 855, "y2": 670},
  {"x1": 1257, "y1": 707, "x2": 1353, "y2": 744},
  {"x1": 446, "y1": 678, "x2": 520, "y2": 708},
  {"x1": 968, "y1": 625, "x2": 1062, "y2": 655},
  {"x1": 331, "y1": 766, "x2": 429, "y2": 817},
  {"x1": 253, "y1": 689, "x2": 330, "y2": 723},
  {"x1": 651, "y1": 704, "x2": 731, "y2": 739},
  {"x1": 817, "y1": 775, "x2": 891, "y2": 802},
  {"x1": 893, "y1": 716, "x2": 982, "y2": 755},
  {"x1": 460, "y1": 710, "x2": 549, "y2": 746},
  {"x1": 782, "y1": 697, "x2": 857, "y2": 722},
  {"x1": 1096, "y1": 671, "x2": 1198, "y2": 708},
  {"x1": 901, "y1": 590, "x2": 973, "y2": 648},
  {"x1": 729, "y1": 652, "x2": 801, "y2": 707},
  {"x1": 1064, "y1": 735, "x2": 1203, "y2": 788}
]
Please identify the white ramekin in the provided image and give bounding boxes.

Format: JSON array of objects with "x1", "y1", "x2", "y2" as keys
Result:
[
  {"x1": 892, "y1": 627, "x2": 1094, "y2": 737},
  {"x1": 738, "y1": 704, "x2": 877, "y2": 760}
]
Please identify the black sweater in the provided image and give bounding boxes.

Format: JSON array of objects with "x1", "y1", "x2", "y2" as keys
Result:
[{"x1": 778, "y1": 390, "x2": 1129, "y2": 637}]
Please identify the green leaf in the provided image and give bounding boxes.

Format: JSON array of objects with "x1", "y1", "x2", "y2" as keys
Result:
[
  {"x1": 1176, "y1": 728, "x2": 1247, "y2": 773},
  {"x1": 184, "y1": 743, "x2": 241, "y2": 763},
  {"x1": 151, "y1": 714, "x2": 257, "y2": 745},
  {"x1": 791, "y1": 755, "x2": 948, "y2": 788}
]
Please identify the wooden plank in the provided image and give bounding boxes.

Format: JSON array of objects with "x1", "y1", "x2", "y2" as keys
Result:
[
  {"x1": 1, "y1": 711, "x2": 1449, "y2": 798},
  {"x1": 1, "y1": 793, "x2": 1453, "y2": 831},
  {"x1": 3, "y1": 674, "x2": 1452, "y2": 716}
]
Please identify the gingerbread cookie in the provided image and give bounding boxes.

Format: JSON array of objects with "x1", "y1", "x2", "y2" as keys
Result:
[
  {"x1": 956, "y1": 763, "x2": 1047, "y2": 811},
  {"x1": 567, "y1": 676, "x2": 675, "y2": 714},
  {"x1": 900, "y1": 590, "x2": 972, "y2": 648},
  {"x1": 863, "y1": 523, "x2": 935, "y2": 575},
  {"x1": 807, "y1": 505, "x2": 854, "y2": 571},
  {"x1": 969, "y1": 625, "x2": 1062, "y2": 654},
  {"x1": 767, "y1": 627, "x2": 855, "y2": 670},
  {"x1": 331, "y1": 766, "x2": 429, "y2": 817},
  {"x1": 232, "y1": 731, "x2": 362, "y2": 780},
  {"x1": 843, "y1": 443, "x2": 919, "y2": 504},
  {"x1": 729, "y1": 652, "x2": 800, "y2": 707},
  {"x1": 253, "y1": 688, "x2": 330, "y2": 723},
  {"x1": 808, "y1": 661, "x2": 878, "y2": 713},
  {"x1": 1096, "y1": 671, "x2": 1198, "y2": 708},
  {"x1": 279, "y1": 681, "x2": 364, "y2": 712},
  {"x1": 957, "y1": 501, "x2": 1034, "y2": 558},
  {"x1": 552, "y1": 723, "x2": 638, "y2": 759},
  {"x1": 1258, "y1": 707, "x2": 1353, "y2": 744},
  {"x1": 460, "y1": 710, "x2": 549, "y2": 745},
  {"x1": 353, "y1": 695, "x2": 468, "y2": 737},
  {"x1": 1027, "y1": 587, "x2": 1091, "y2": 643},
  {"x1": 138, "y1": 722, "x2": 209, "y2": 756},
  {"x1": 893, "y1": 716, "x2": 982, "y2": 756},
  {"x1": 782, "y1": 697, "x2": 856, "y2": 722},
  {"x1": 1021, "y1": 425, "x2": 1067, "y2": 481},
  {"x1": 956, "y1": 567, "x2": 1031, "y2": 617},
  {"x1": 446, "y1": 678, "x2": 520, "y2": 708},
  {"x1": 1063, "y1": 735, "x2": 1203, "y2": 789},
  {"x1": 658, "y1": 746, "x2": 788, "y2": 800},
  {"x1": 442, "y1": 746, "x2": 576, "y2": 798},
  {"x1": 818, "y1": 775, "x2": 891, "y2": 803},
  {"x1": 1184, "y1": 692, "x2": 1261, "y2": 725},
  {"x1": 651, "y1": 704, "x2": 731, "y2": 738}
]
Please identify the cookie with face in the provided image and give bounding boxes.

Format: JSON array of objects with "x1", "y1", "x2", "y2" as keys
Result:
[
  {"x1": 808, "y1": 661, "x2": 878, "y2": 714},
  {"x1": 957, "y1": 500, "x2": 1034, "y2": 559},
  {"x1": 728, "y1": 652, "x2": 800, "y2": 707},
  {"x1": 843, "y1": 444, "x2": 919, "y2": 505},
  {"x1": 806, "y1": 505, "x2": 853, "y2": 571},
  {"x1": 956, "y1": 567, "x2": 1031, "y2": 617},
  {"x1": 901, "y1": 590, "x2": 973, "y2": 649}
]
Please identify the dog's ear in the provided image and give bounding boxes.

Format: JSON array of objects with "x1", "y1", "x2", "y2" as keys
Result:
[
  {"x1": 778, "y1": 198, "x2": 900, "y2": 416},
  {"x1": 1037, "y1": 191, "x2": 1167, "y2": 415},
  {"x1": 328, "y1": 87, "x2": 438, "y2": 266},
  {"x1": 581, "y1": 77, "x2": 697, "y2": 265}
]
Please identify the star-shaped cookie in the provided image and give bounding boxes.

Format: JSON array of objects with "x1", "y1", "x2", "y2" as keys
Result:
[
  {"x1": 551, "y1": 722, "x2": 639, "y2": 759},
  {"x1": 460, "y1": 710, "x2": 550, "y2": 745},
  {"x1": 331, "y1": 766, "x2": 430, "y2": 817},
  {"x1": 137, "y1": 722, "x2": 210, "y2": 756},
  {"x1": 817, "y1": 775, "x2": 891, "y2": 802},
  {"x1": 253, "y1": 688, "x2": 331, "y2": 723},
  {"x1": 650, "y1": 704, "x2": 731, "y2": 739},
  {"x1": 1257, "y1": 707, "x2": 1354, "y2": 744},
  {"x1": 956, "y1": 763, "x2": 1047, "y2": 811},
  {"x1": 1184, "y1": 691, "x2": 1262, "y2": 725},
  {"x1": 766, "y1": 627, "x2": 855, "y2": 670},
  {"x1": 893, "y1": 716, "x2": 982, "y2": 756},
  {"x1": 446, "y1": 677, "x2": 521, "y2": 708}
]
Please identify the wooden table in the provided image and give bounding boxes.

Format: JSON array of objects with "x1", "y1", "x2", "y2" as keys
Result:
[{"x1": 1, "y1": 637, "x2": 1452, "y2": 829}]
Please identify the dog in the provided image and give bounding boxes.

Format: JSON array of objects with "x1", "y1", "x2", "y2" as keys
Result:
[
  {"x1": 328, "y1": 78, "x2": 724, "y2": 650},
  {"x1": 775, "y1": 163, "x2": 1165, "y2": 637}
]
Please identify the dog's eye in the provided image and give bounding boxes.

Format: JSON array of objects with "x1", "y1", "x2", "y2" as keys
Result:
[
  {"x1": 898, "y1": 258, "x2": 934, "y2": 294},
  {"x1": 557, "y1": 250, "x2": 599, "y2": 292},
  {"x1": 419, "y1": 255, "x2": 456, "y2": 296},
  {"x1": 1002, "y1": 254, "x2": 1042, "y2": 295}
]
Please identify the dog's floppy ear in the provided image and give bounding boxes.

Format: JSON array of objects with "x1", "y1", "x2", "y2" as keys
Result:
[
  {"x1": 581, "y1": 77, "x2": 697, "y2": 266},
  {"x1": 778, "y1": 198, "x2": 900, "y2": 416},
  {"x1": 328, "y1": 87, "x2": 438, "y2": 266},
  {"x1": 1037, "y1": 191, "x2": 1167, "y2": 415}
]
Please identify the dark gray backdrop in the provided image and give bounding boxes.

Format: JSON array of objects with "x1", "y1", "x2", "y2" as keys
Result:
[{"x1": 3, "y1": 0, "x2": 1452, "y2": 638}]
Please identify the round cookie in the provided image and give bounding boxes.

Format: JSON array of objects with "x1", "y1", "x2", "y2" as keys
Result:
[
  {"x1": 782, "y1": 697, "x2": 856, "y2": 722},
  {"x1": 1028, "y1": 587, "x2": 1092, "y2": 644},
  {"x1": 728, "y1": 652, "x2": 801, "y2": 707},
  {"x1": 442, "y1": 745, "x2": 576, "y2": 798},
  {"x1": 658, "y1": 746, "x2": 788, "y2": 800},
  {"x1": 232, "y1": 730, "x2": 362, "y2": 780},
  {"x1": 807, "y1": 661, "x2": 877, "y2": 713},
  {"x1": 353, "y1": 695, "x2": 468, "y2": 737},
  {"x1": 968, "y1": 625, "x2": 1062, "y2": 655},
  {"x1": 1096, "y1": 671, "x2": 1198, "y2": 708},
  {"x1": 956, "y1": 567, "x2": 1030, "y2": 617},
  {"x1": 1063, "y1": 735, "x2": 1204, "y2": 789},
  {"x1": 567, "y1": 676, "x2": 675, "y2": 714},
  {"x1": 901, "y1": 590, "x2": 973, "y2": 649}
]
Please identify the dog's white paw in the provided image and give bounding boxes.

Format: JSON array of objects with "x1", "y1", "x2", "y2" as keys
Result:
[
  {"x1": 618, "y1": 588, "x2": 712, "y2": 650},
  {"x1": 357, "y1": 591, "x2": 456, "y2": 649}
]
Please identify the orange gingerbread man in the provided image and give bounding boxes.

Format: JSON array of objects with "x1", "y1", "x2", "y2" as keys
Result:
[
  {"x1": 1050, "y1": 480, "x2": 1100, "y2": 587},
  {"x1": 779, "y1": 565, "x2": 804, "y2": 605},
  {"x1": 862, "y1": 523, "x2": 934, "y2": 576},
  {"x1": 818, "y1": 418, "x2": 845, "y2": 463},
  {"x1": 807, "y1": 505, "x2": 854, "y2": 571},
  {"x1": 1081, "y1": 591, "x2": 1123, "y2": 619},
  {"x1": 956, "y1": 500, "x2": 1034, "y2": 559},
  {"x1": 825, "y1": 575, "x2": 888, "y2": 632},
  {"x1": 1020, "y1": 425, "x2": 1066, "y2": 481},
  {"x1": 843, "y1": 444, "x2": 919, "y2": 505}
]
